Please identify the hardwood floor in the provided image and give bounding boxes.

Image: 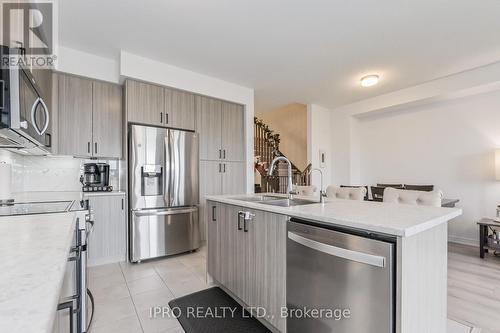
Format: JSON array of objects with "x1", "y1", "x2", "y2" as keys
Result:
[{"x1": 448, "y1": 242, "x2": 500, "y2": 333}]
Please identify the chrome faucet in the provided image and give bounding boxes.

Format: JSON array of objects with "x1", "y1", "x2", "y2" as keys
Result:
[
  {"x1": 268, "y1": 156, "x2": 296, "y2": 199},
  {"x1": 308, "y1": 168, "x2": 326, "y2": 203}
]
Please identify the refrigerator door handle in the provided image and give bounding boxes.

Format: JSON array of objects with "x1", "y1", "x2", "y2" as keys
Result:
[
  {"x1": 287, "y1": 231, "x2": 386, "y2": 268},
  {"x1": 133, "y1": 208, "x2": 197, "y2": 217},
  {"x1": 164, "y1": 134, "x2": 171, "y2": 206}
]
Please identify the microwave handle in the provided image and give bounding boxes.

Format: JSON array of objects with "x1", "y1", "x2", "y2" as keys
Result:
[
  {"x1": 38, "y1": 98, "x2": 50, "y2": 135},
  {"x1": 31, "y1": 97, "x2": 50, "y2": 136}
]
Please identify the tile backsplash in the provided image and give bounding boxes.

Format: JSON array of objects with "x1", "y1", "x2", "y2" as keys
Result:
[{"x1": 0, "y1": 149, "x2": 122, "y2": 193}]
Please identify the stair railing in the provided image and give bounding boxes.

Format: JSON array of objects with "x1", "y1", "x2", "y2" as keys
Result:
[{"x1": 254, "y1": 117, "x2": 311, "y2": 193}]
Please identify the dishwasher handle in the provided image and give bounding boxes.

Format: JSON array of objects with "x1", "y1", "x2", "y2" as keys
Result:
[{"x1": 287, "y1": 231, "x2": 386, "y2": 268}]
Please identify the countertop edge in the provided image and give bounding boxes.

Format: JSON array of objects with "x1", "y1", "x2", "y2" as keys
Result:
[
  {"x1": 205, "y1": 195, "x2": 462, "y2": 238},
  {"x1": 45, "y1": 213, "x2": 77, "y2": 333},
  {"x1": 83, "y1": 191, "x2": 126, "y2": 197}
]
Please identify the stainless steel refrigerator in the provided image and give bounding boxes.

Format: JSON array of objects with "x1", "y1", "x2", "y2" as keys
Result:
[{"x1": 128, "y1": 124, "x2": 200, "y2": 262}]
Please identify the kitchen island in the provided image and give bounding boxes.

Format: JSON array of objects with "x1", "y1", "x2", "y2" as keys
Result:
[{"x1": 205, "y1": 194, "x2": 462, "y2": 333}]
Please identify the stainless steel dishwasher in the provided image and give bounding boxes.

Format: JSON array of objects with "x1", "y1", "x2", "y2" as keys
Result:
[{"x1": 287, "y1": 218, "x2": 396, "y2": 333}]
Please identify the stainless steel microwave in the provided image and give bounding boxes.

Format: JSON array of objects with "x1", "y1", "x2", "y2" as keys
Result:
[{"x1": 0, "y1": 45, "x2": 52, "y2": 154}]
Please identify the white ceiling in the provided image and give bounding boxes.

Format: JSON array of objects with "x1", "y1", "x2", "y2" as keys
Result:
[{"x1": 59, "y1": 0, "x2": 500, "y2": 113}]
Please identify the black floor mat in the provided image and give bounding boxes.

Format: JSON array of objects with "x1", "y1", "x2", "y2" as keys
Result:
[{"x1": 168, "y1": 287, "x2": 272, "y2": 333}]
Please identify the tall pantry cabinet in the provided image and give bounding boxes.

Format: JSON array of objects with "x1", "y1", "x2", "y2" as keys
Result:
[{"x1": 196, "y1": 95, "x2": 246, "y2": 240}]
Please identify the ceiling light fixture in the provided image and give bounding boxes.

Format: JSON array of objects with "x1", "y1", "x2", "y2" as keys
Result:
[{"x1": 360, "y1": 74, "x2": 379, "y2": 87}]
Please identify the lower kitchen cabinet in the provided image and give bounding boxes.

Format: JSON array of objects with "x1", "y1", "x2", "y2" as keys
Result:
[
  {"x1": 207, "y1": 201, "x2": 221, "y2": 281},
  {"x1": 207, "y1": 201, "x2": 287, "y2": 332},
  {"x1": 86, "y1": 194, "x2": 127, "y2": 266}
]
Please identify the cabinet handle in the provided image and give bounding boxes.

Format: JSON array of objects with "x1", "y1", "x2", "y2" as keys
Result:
[
  {"x1": 160, "y1": 112, "x2": 163, "y2": 124},
  {"x1": 223, "y1": 149, "x2": 226, "y2": 159},
  {"x1": 219, "y1": 149, "x2": 222, "y2": 159},
  {"x1": 223, "y1": 163, "x2": 226, "y2": 173},
  {"x1": 244, "y1": 218, "x2": 248, "y2": 232},
  {"x1": 212, "y1": 206, "x2": 216, "y2": 221},
  {"x1": 87, "y1": 142, "x2": 90, "y2": 154},
  {"x1": 94, "y1": 142, "x2": 98, "y2": 154},
  {"x1": 57, "y1": 300, "x2": 74, "y2": 333},
  {"x1": 166, "y1": 113, "x2": 169, "y2": 124},
  {"x1": 218, "y1": 163, "x2": 221, "y2": 173},
  {"x1": 121, "y1": 198, "x2": 124, "y2": 210},
  {"x1": 237, "y1": 211, "x2": 244, "y2": 230}
]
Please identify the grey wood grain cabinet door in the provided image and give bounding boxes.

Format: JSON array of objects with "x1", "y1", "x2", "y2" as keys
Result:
[
  {"x1": 221, "y1": 102, "x2": 245, "y2": 162},
  {"x1": 199, "y1": 160, "x2": 223, "y2": 240},
  {"x1": 196, "y1": 96, "x2": 222, "y2": 160},
  {"x1": 252, "y1": 211, "x2": 287, "y2": 332},
  {"x1": 92, "y1": 81, "x2": 122, "y2": 159},
  {"x1": 207, "y1": 200, "x2": 222, "y2": 282},
  {"x1": 87, "y1": 194, "x2": 127, "y2": 266},
  {"x1": 57, "y1": 74, "x2": 93, "y2": 157},
  {"x1": 126, "y1": 80, "x2": 165, "y2": 126},
  {"x1": 222, "y1": 162, "x2": 246, "y2": 195},
  {"x1": 166, "y1": 88, "x2": 196, "y2": 130},
  {"x1": 219, "y1": 204, "x2": 242, "y2": 297}
]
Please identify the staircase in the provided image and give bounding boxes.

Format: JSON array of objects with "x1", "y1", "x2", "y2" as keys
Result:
[{"x1": 254, "y1": 117, "x2": 311, "y2": 193}]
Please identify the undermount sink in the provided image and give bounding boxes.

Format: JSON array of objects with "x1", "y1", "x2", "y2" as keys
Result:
[
  {"x1": 257, "y1": 198, "x2": 317, "y2": 207},
  {"x1": 230, "y1": 195, "x2": 284, "y2": 202}
]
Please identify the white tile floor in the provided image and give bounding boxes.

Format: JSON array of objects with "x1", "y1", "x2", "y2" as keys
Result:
[
  {"x1": 88, "y1": 246, "x2": 209, "y2": 333},
  {"x1": 88, "y1": 244, "x2": 481, "y2": 333}
]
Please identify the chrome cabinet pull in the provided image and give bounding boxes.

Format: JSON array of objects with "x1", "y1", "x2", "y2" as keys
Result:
[
  {"x1": 287, "y1": 231, "x2": 386, "y2": 268},
  {"x1": 219, "y1": 163, "x2": 221, "y2": 173},
  {"x1": 94, "y1": 142, "x2": 98, "y2": 154},
  {"x1": 212, "y1": 206, "x2": 216, "y2": 221},
  {"x1": 237, "y1": 211, "x2": 244, "y2": 230},
  {"x1": 166, "y1": 113, "x2": 168, "y2": 124},
  {"x1": 160, "y1": 112, "x2": 163, "y2": 124},
  {"x1": 87, "y1": 142, "x2": 91, "y2": 154},
  {"x1": 223, "y1": 149, "x2": 226, "y2": 159},
  {"x1": 219, "y1": 149, "x2": 222, "y2": 159},
  {"x1": 223, "y1": 163, "x2": 226, "y2": 173}
]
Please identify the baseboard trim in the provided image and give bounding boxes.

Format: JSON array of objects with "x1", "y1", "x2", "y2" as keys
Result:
[
  {"x1": 448, "y1": 235, "x2": 478, "y2": 247},
  {"x1": 88, "y1": 255, "x2": 126, "y2": 267}
]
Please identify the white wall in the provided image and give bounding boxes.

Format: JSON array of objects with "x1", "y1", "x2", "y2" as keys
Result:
[
  {"x1": 307, "y1": 104, "x2": 333, "y2": 192},
  {"x1": 355, "y1": 90, "x2": 500, "y2": 245},
  {"x1": 57, "y1": 46, "x2": 120, "y2": 83}
]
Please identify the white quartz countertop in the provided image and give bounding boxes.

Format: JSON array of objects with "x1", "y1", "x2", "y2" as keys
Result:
[
  {"x1": 83, "y1": 190, "x2": 126, "y2": 197},
  {"x1": 12, "y1": 191, "x2": 83, "y2": 203},
  {"x1": 205, "y1": 194, "x2": 462, "y2": 237},
  {"x1": 0, "y1": 212, "x2": 76, "y2": 333}
]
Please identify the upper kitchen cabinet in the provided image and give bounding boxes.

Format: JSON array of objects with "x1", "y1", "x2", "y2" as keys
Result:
[
  {"x1": 57, "y1": 74, "x2": 93, "y2": 157},
  {"x1": 92, "y1": 81, "x2": 122, "y2": 159},
  {"x1": 197, "y1": 96, "x2": 245, "y2": 162},
  {"x1": 221, "y1": 102, "x2": 245, "y2": 162},
  {"x1": 165, "y1": 88, "x2": 196, "y2": 130},
  {"x1": 126, "y1": 79, "x2": 165, "y2": 126},
  {"x1": 57, "y1": 74, "x2": 122, "y2": 158},
  {"x1": 197, "y1": 96, "x2": 222, "y2": 160}
]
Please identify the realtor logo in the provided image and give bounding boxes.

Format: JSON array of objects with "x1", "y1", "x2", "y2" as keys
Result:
[{"x1": 2, "y1": 2, "x2": 53, "y2": 55}]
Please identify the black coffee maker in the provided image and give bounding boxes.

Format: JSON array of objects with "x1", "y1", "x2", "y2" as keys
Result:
[{"x1": 80, "y1": 163, "x2": 112, "y2": 192}]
